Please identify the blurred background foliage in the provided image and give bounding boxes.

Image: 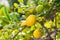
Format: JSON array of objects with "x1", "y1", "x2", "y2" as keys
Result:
[{"x1": 0, "y1": 0, "x2": 60, "y2": 40}]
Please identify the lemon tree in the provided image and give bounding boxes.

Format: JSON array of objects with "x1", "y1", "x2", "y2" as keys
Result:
[{"x1": 0, "y1": 0, "x2": 60, "y2": 40}]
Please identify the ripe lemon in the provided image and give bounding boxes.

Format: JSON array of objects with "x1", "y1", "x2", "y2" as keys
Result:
[
  {"x1": 33, "y1": 29, "x2": 41, "y2": 38},
  {"x1": 36, "y1": 5, "x2": 43, "y2": 13},
  {"x1": 26, "y1": 15, "x2": 36, "y2": 26},
  {"x1": 21, "y1": 21, "x2": 26, "y2": 27}
]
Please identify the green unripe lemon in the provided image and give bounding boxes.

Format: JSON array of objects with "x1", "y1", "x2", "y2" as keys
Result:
[{"x1": 36, "y1": 5, "x2": 43, "y2": 13}]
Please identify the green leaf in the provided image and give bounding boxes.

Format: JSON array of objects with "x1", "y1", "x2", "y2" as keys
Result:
[
  {"x1": 10, "y1": 12, "x2": 19, "y2": 21},
  {"x1": 22, "y1": 27, "x2": 29, "y2": 33},
  {"x1": 3, "y1": 6, "x2": 10, "y2": 21},
  {"x1": 36, "y1": 22, "x2": 42, "y2": 29},
  {"x1": 30, "y1": 25, "x2": 36, "y2": 31}
]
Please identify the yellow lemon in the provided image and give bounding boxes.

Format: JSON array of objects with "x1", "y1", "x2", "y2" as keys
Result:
[
  {"x1": 36, "y1": 5, "x2": 43, "y2": 13},
  {"x1": 26, "y1": 15, "x2": 36, "y2": 26},
  {"x1": 33, "y1": 29, "x2": 41, "y2": 38},
  {"x1": 18, "y1": 0, "x2": 24, "y2": 3},
  {"x1": 14, "y1": 3, "x2": 18, "y2": 8},
  {"x1": 21, "y1": 22, "x2": 26, "y2": 27}
]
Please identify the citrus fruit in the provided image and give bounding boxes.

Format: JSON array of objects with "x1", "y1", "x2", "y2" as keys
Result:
[
  {"x1": 33, "y1": 29, "x2": 41, "y2": 38},
  {"x1": 26, "y1": 15, "x2": 36, "y2": 26},
  {"x1": 36, "y1": 5, "x2": 43, "y2": 13}
]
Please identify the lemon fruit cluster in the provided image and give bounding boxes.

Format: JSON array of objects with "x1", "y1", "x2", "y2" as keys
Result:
[
  {"x1": 33, "y1": 29, "x2": 41, "y2": 38},
  {"x1": 21, "y1": 15, "x2": 36, "y2": 27}
]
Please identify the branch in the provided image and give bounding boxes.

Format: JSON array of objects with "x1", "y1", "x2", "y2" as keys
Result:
[{"x1": 8, "y1": 26, "x2": 26, "y2": 40}]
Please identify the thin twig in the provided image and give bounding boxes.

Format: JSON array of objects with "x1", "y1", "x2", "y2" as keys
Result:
[{"x1": 8, "y1": 26, "x2": 26, "y2": 40}]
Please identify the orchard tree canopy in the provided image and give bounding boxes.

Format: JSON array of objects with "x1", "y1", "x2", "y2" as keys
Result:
[{"x1": 0, "y1": 0, "x2": 60, "y2": 40}]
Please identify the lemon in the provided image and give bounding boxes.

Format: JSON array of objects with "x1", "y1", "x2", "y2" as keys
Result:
[
  {"x1": 14, "y1": 3, "x2": 18, "y2": 8},
  {"x1": 21, "y1": 21, "x2": 26, "y2": 27},
  {"x1": 36, "y1": 5, "x2": 43, "y2": 13},
  {"x1": 26, "y1": 15, "x2": 36, "y2": 26},
  {"x1": 33, "y1": 29, "x2": 41, "y2": 38}
]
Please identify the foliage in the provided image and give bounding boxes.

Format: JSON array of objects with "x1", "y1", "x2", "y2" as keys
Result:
[{"x1": 0, "y1": 0, "x2": 60, "y2": 40}]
